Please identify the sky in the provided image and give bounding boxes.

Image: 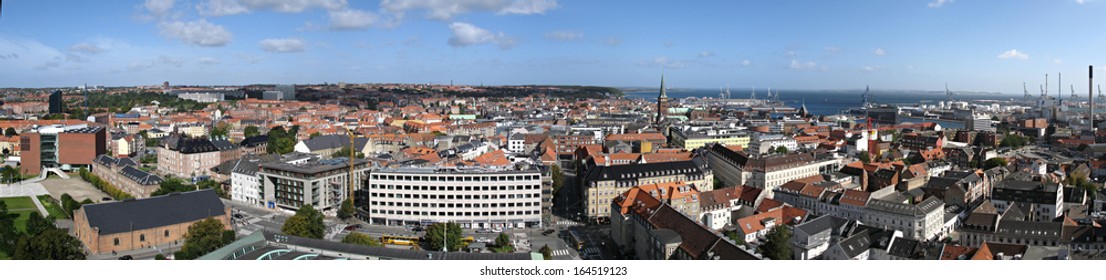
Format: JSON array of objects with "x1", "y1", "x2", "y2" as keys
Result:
[{"x1": 0, "y1": 0, "x2": 1105, "y2": 93}]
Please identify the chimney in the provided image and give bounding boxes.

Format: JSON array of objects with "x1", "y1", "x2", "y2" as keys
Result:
[{"x1": 1091, "y1": 65, "x2": 1095, "y2": 132}]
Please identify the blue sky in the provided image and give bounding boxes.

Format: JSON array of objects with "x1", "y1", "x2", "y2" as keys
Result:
[{"x1": 0, "y1": 0, "x2": 1103, "y2": 93}]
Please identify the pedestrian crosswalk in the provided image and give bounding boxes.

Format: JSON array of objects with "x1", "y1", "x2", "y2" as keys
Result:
[
  {"x1": 557, "y1": 220, "x2": 580, "y2": 226},
  {"x1": 552, "y1": 249, "x2": 572, "y2": 256}
]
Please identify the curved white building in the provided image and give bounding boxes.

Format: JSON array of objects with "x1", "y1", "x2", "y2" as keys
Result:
[{"x1": 366, "y1": 167, "x2": 543, "y2": 229}]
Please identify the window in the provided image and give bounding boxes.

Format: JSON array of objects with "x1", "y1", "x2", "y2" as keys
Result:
[
  {"x1": 140, "y1": 234, "x2": 146, "y2": 242},
  {"x1": 114, "y1": 238, "x2": 120, "y2": 246},
  {"x1": 164, "y1": 230, "x2": 170, "y2": 237}
]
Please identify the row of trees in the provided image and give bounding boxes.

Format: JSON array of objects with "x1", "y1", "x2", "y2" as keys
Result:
[
  {"x1": 150, "y1": 178, "x2": 226, "y2": 198},
  {"x1": 77, "y1": 168, "x2": 134, "y2": 200},
  {"x1": 0, "y1": 201, "x2": 85, "y2": 259},
  {"x1": 0, "y1": 166, "x2": 21, "y2": 184}
]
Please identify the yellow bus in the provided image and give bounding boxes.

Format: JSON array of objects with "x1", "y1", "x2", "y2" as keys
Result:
[
  {"x1": 461, "y1": 236, "x2": 476, "y2": 246},
  {"x1": 380, "y1": 235, "x2": 422, "y2": 246},
  {"x1": 568, "y1": 231, "x2": 585, "y2": 250}
]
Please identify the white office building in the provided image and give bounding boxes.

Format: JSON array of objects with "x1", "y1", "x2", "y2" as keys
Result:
[{"x1": 366, "y1": 166, "x2": 544, "y2": 229}]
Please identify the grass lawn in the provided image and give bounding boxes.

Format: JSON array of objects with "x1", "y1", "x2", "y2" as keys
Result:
[
  {"x1": 0, "y1": 196, "x2": 36, "y2": 210},
  {"x1": 36, "y1": 195, "x2": 68, "y2": 219},
  {"x1": 10, "y1": 209, "x2": 34, "y2": 233}
]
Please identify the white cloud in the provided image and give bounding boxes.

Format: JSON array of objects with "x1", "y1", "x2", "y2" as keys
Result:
[
  {"x1": 790, "y1": 60, "x2": 827, "y2": 71},
  {"x1": 603, "y1": 37, "x2": 622, "y2": 46},
  {"x1": 639, "y1": 56, "x2": 685, "y2": 69},
  {"x1": 863, "y1": 65, "x2": 885, "y2": 72},
  {"x1": 158, "y1": 19, "x2": 233, "y2": 47},
  {"x1": 158, "y1": 55, "x2": 185, "y2": 67},
  {"x1": 998, "y1": 49, "x2": 1029, "y2": 60},
  {"x1": 447, "y1": 22, "x2": 516, "y2": 49},
  {"x1": 825, "y1": 46, "x2": 841, "y2": 53},
  {"x1": 127, "y1": 60, "x2": 156, "y2": 72},
  {"x1": 874, "y1": 48, "x2": 886, "y2": 56},
  {"x1": 1076, "y1": 0, "x2": 1090, "y2": 3},
  {"x1": 544, "y1": 30, "x2": 583, "y2": 41},
  {"x1": 697, "y1": 51, "x2": 715, "y2": 58},
  {"x1": 197, "y1": 0, "x2": 347, "y2": 16},
  {"x1": 328, "y1": 9, "x2": 379, "y2": 30},
  {"x1": 382, "y1": 0, "x2": 557, "y2": 20},
  {"x1": 69, "y1": 43, "x2": 104, "y2": 54},
  {"x1": 1053, "y1": 59, "x2": 1063, "y2": 64},
  {"x1": 928, "y1": 0, "x2": 953, "y2": 8},
  {"x1": 741, "y1": 59, "x2": 752, "y2": 67},
  {"x1": 260, "y1": 38, "x2": 307, "y2": 52},
  {"x1": 199, "y1": 57, "x2": 220, "y2": 65},
  {"x1": 145, "y1": 0, "x2": 176, "y2": 15},
  {"x1": 35, "y1": 61, "x2": 61, "y2": 71}
]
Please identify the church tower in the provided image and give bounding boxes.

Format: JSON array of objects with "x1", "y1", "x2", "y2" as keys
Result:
[{"x1": 656, "y1": 74, "x2": 668, "y2": 125}]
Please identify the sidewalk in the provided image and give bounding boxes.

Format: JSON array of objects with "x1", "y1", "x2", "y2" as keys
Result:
[{"x1": 28, "y1": 195, "x2": 49, "y2": 217}]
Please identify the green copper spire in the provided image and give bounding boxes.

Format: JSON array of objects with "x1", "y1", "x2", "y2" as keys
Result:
[{"x1": 658, "y1": 73, "x2": 667, "y2": 99}]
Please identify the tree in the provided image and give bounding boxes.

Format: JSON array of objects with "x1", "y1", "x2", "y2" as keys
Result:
[
  {"x1": 551, "y1": 165, "x2": 565, "y2": 194},
  {"x1": 983, "y1": 157, "x2": 1008, "y2": 170},
  {"x1": 341, "y1": 232, "x2": 382, "y2": 247},
  {"x1": 859, "y1": 152, "x2": 871, "y2": 164},
  {"x1": 758, "y1": 225, "x2": 793, "y2": 260},
  {"x1": 1000, "y1": 133, "x2": 1028, "y2": 149},
  {"x1": 309, "y1": 132, "x2": 322, "y2": 139},
  {"x1": 61, "y1": 193, "x2": 80, "y2": 217},
  {"x1": 540, "y1": 244, "x2": 553, "y2": 260},
  {"x1": 282, "y1": 204, "x2": 325, "y2": 239},
  {"x1": 155, "y1": 254, "x2": 168, "y2": 260},
  {"x1": 152, "y1": 178, "x2": 194, "y2": 196},
  {"x1": 331, "y1": 146, "x2": 364, "y2": 159},
  {"x1": 210, "y1": 122, "x2": 231, "y2": 138},
  {"x1": 4, "y1": 127, "x2": 16, "y2": 137},
  {"x1": 496, "y1": 232, "x2": 511, "y2": 248},
  {"x1": 197, "y1": 180, "x2": 226, "y2": 198},
  {"x1": 337, "y1": 198, "x2": 356, "y2": 220},
  {"x1": 269, "y1": 137, "x2": 296, "y2": 154},
  {"x1": 25, "y1": 212, "x2": 55, "y2": 236},
  {"x1": 12, "y1": 228, "x2": 85, "y2": 260},
  {"x1": 0, "y1": 201, "x2": 19, "y2": 256},
  {"x1": 243, "y1": 125, "x2": 261, "y2": 138},
  {"x1": 775, "y1": 146, "x2": 789, "y2": 154},
  {"x1": 174, "y1": 217, "x2": 233, "y2": 260},
  {"x1": 725, "y1": 231, "x2": 746, "y2": 245},
  {"x1": 425, "y1": 222, "x2": 463, "y2": 252}
]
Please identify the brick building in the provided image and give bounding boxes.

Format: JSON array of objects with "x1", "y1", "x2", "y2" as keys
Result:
[
  {"x1": 19, "y1": 125, "x2": 106, "y2": 175},
  {"x1": 92, "y1": 155, "x2": 164, "y2": 198},
  {"x1": 72, "y1": 189, "x2": 229, "y2": 255}
]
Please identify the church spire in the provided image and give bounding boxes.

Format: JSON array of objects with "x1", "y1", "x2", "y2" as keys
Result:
[{"x1": 658, "y1": 72, "x2": 667, "y2": 99}]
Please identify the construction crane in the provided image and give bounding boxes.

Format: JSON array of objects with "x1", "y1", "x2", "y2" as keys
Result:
[{"x1": 1024, "y1": 83, "x2": 1031, "y2": 101}]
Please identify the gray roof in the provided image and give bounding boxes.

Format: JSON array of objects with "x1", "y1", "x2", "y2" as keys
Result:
[
  {"x1": 119, "y1": 166, "x2": 163, "y2": 185},
  {"x1": 866, "y1": 196, "x2": 944, "y2": 216},
  {"x1": 81, "y1": 189, "x2": 225, "y2": 235},
  {"x1": 835, "y1": 230, "x2": 872, "y2": 258},
  {"x1": 794, "y1": 215, "x2": 849, "y2": 237}
]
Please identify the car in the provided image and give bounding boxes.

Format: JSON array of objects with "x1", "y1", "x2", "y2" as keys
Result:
[
  {"x1": 233, "y1": 213, "x2": 245, "y2": 219},
  {"x1": 344, "y1": 224, "x2": 363, "y2": 231},
  {"x1": 118, "y1": 255, "x2": 133, "y2": 260},
  {"x1": 541, "y1": 229, "x2": 555, "y2": 236},
  {"x1": 102, "y1": 197, "x2": 113, "y2": 202},
  {"x1": 491, "y1": 228, "x2": 503, "y2": 233}
]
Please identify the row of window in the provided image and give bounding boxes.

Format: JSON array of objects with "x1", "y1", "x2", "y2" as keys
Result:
[
  {"x1": 112, "y1": 230, "x2": 171, "y2": 245},
  {"x1": 369, "y1": 184, "x2": 541, "y2": 192},
  {"x1": 371, "y1": 201, "x2": 539, "y2": 208},
  {"x1": 370, "y1": 209, "x2": 538, "y2": 216},
  {"x1": 369, "y1": 192, "x2": 539, "y2": 200},
  {"x1": 371, "y1": 174, "x2": 539, "y2": 182}
]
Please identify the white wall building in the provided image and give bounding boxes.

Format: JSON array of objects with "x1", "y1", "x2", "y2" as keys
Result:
[{"x1": 366, "y1": 167, "x2": 544, "y2": 229}]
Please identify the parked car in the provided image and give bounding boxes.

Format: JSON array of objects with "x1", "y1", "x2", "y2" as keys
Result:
[
  {"x1": 541, "y1": 229, "x2": 555, "y2": 236},
  {"x1": 118, "y1": 255, "x2": 133, "y2": 260}
]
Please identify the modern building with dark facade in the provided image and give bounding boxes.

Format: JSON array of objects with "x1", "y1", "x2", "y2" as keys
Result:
[
  {"x1": 48, "y1": 90, "x2": 63, "y2": 114},
  {"x1": 20, "y1": 124, "x2": 106, "y2": 175}
]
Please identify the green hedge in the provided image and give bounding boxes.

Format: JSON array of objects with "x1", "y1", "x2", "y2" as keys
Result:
[{"x1": 77, "y1": 168, "x2": 134, "y2": 201}]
